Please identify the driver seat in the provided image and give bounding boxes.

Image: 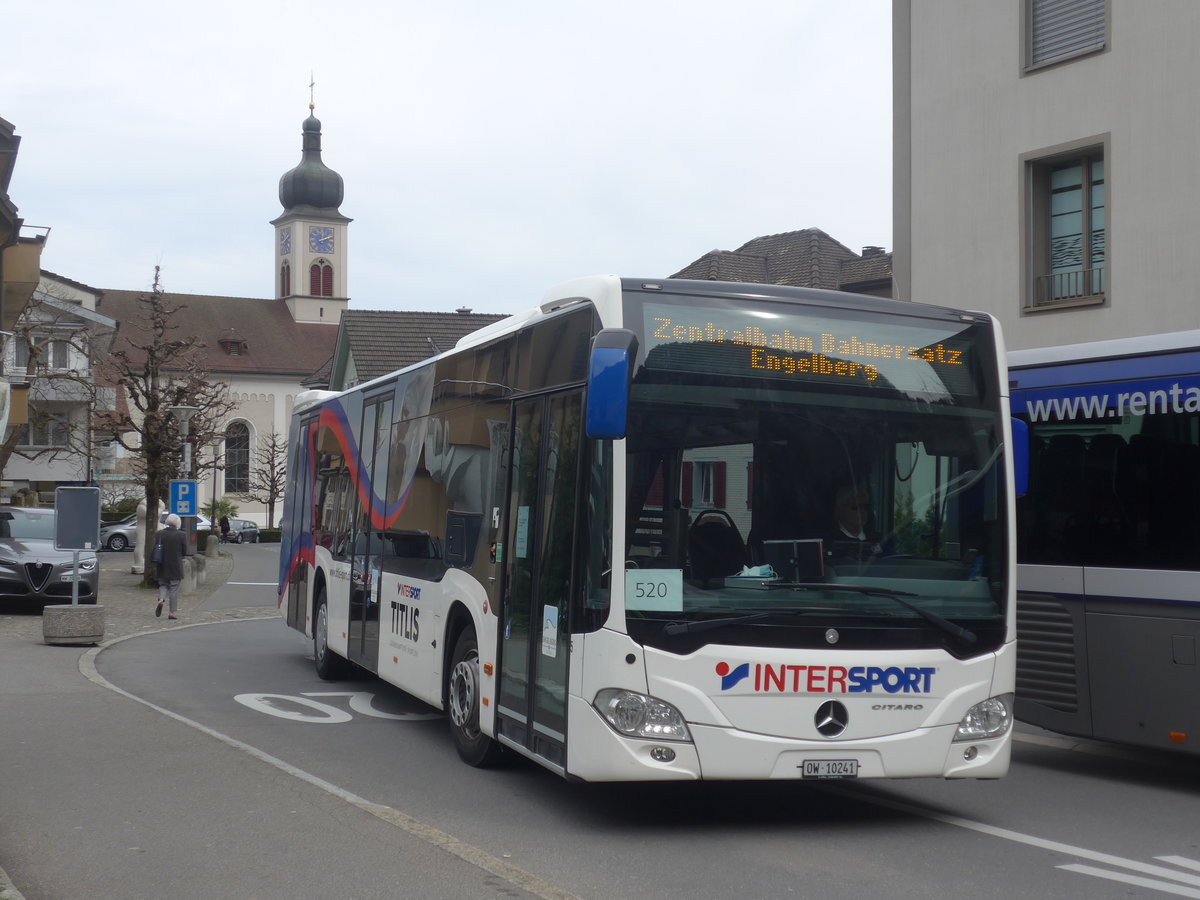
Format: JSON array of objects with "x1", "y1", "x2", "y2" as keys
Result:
[{"x1": 688, "y1": 512, "x2": 747, "y2": 586}]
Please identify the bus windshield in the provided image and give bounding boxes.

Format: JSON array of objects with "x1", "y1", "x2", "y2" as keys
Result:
[{"x1": 617, "y1": 291, "x2": 1008, "y2": 657}]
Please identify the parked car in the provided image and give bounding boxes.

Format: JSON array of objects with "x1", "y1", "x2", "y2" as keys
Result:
[
  {"x1": 100, "y1": 512, "x2": 211, "y2": 551},
  {"x1": 226, "y1": 519, "x2": 259, "y2": 543},
  {"x1": 99, "y1": 515, "x2": 138, "y2": 551},
  {"x1": 0, "y1": 506, "x2": 99, "y2": 605}
]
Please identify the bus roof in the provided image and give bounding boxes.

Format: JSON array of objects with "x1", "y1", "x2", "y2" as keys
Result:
[{"x1": 1009, "y1": 329, "x2": 1200, "y2": 369}]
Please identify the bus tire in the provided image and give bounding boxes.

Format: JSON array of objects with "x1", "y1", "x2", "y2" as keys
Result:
[
  {"x1": 313, "y1": 590, "x2": 349, "y2": 681},
  {"x1": 447, "y1": 628, "x2": 502, "y2": 767}
]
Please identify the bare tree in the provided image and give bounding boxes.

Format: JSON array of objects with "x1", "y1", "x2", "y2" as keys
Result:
[
  {"x1": 93, "y1": 269, "x2": 237, "y2": 583},
  {"x1": 242, "y1": 431, "x2": 288, "y2": 529}
]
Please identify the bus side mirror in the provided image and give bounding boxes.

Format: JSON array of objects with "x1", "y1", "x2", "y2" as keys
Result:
[
  {"x1": 1010, "y1": 418, "x2": 1029, "y2": 498},
  {"x1": 586, "y1": 329, "x2": 639, "y2": 440}
]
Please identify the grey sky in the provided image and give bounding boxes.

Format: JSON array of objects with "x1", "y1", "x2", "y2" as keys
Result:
[{"x1": 6, "y1": 0, "x2": 892, "y2": 315}]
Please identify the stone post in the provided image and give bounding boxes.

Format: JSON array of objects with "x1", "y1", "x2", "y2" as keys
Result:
[{"x1": 43, "y1": 604, "x2": 106, "y2": 645}]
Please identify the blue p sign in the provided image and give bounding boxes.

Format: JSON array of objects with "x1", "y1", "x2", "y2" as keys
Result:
[{"x1": 170, "y1": 480, "x2": 199, "y2": 516}]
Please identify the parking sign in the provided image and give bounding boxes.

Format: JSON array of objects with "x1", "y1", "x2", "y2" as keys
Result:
[{"x1": 169, "y1": 480, "x2": 199, "y2": 516}]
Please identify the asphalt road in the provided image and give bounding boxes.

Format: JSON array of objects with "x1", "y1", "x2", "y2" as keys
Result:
[{"x1": 4, "y1": 544, "x2": 1200, "y2": 899}]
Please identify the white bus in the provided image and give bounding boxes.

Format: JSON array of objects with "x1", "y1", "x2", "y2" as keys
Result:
[
  {"x1": 1010, "y1": 330, "x2": 1200, "y2": 756},
  {"x1": 278, "y1": 276, "x2": 1017, "y2": 781}
]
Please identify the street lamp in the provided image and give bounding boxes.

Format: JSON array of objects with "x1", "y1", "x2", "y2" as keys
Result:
[
  {"x1": 170, "y1": 405, "x2": 200, "y2": 478},
  {"x1": 210, "y1": 437, "x2": 222, "y2": 522}
]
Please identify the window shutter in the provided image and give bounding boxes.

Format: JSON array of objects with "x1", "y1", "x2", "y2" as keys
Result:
[
  {"x1": 310, "y1": 264, "x2": 321, "y2": 296},
  {"x1": 1031, "y1": 0, "x2": 1105, "y2": 66},
  {"x1": 322, "y1": 264, "x2": 334, "y2": 297},
  {"x1": 646, "y1": 468, "x2": 664, "y2": 507}
]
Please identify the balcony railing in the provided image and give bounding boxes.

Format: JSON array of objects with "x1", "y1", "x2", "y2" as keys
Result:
[{"x1": 1034, "y1": 267, "x2": 1105, "y2": 307}]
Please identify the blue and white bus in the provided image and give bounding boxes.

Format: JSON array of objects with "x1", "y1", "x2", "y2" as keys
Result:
[
  {"x1": 278, "y1": 276, "x2": 1017, "y2": 781},
  {"x1": 1010, "y1": 330, "x2": 1200, "y2": 756}
]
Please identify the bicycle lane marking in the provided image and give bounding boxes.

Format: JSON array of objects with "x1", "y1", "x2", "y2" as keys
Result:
[{"x1": 79, "y1": 620, "x2": 582, "y2": 900}]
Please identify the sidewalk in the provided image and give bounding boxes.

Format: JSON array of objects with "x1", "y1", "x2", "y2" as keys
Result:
[
  {"x1": 0, "y1": 545, "x2": 260, "y2": 900},
  {"x1": 0, "y1": 544, "x2": 267, "y2": 646}
]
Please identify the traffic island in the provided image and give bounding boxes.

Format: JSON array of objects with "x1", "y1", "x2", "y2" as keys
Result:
[{"x1": 43, "y1": 604, "x2": 106, "y2": 646}]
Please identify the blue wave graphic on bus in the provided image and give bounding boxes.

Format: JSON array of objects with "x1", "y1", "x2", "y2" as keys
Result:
[
  {"x1": 277, "y1": 389, "x2": 429, "y2": 603},
  {"x1": 716, "y1": 661, "x2": 751, "y2": 690}
]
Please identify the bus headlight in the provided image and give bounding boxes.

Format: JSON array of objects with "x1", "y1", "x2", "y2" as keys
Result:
[
  {"x1": 593, "y1": 689, "x2": 692, "y2": 742},
  {"x1": 953, "y1": 693, "x2": 1014, "y2": 741}
]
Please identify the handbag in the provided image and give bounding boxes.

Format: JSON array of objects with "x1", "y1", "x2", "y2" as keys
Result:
[{"x1": 151, "y1": 541, "x2": 163, "y2": 564}]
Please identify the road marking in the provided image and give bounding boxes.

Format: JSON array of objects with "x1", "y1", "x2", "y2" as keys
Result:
[
  {"x1": 831, "y1": 786, "x2": 1200, "y2": 897},
  {"x1": 80, "y1": 620, "x2": 583, "y2": 900},
  {"x1": 1059, "y1": 862, "x2": 1200, "y2": 898},
  {"x1": 235, "y1": 690, "x2": 440, "y2": 722}
]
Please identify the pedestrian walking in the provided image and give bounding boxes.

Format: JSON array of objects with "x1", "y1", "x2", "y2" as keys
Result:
[{"x1": 154, "y1": 513, "x2": 188, "y2": 620}]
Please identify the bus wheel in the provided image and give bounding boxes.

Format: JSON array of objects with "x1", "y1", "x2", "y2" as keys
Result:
[
  {"x1": 447, "y1": 629, "x2": 502, "y2": 767},
  {"x1": 313, "y1": 590, "x2": 348, "y2": 681}
]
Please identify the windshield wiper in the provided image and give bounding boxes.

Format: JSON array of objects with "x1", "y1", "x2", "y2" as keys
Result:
[
  {"x1": 663, "y1": 613, "x2": 769, "y2": 635},
  {"x1": 763, "y1": 582, "x2": 977, "y2": 645}
]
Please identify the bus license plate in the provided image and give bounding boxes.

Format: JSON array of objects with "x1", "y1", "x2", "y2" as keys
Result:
[{"x1": 802, "y1": 759, "x2": 858, "y2": 779}]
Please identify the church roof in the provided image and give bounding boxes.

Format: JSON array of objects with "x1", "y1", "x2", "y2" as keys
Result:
[
  {"x1": 96, "y1": 289, "x2": 337, "y2": 382},
  {"x1": 332, "y1": 309, "x2": 509, "y2": 388}
]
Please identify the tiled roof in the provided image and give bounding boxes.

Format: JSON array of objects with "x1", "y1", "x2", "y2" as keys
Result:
[
  {"x1": 670, "y1": 228, "x2": 891, "y2": 294},
  {"x1": 839, "y1": 247, "x2": 893, "y2": 290},
  {"x1": 97, "y1": 289, "x2": 338, "y2": 381},
  {"x1": 339, "y1": 309, "x2": 509, "y2": 383}
]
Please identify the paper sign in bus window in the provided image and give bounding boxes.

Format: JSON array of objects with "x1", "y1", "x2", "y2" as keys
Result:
[
  {"x1": 542, "y1": 605, "x2": 559, "y2": 658},
  {"x1": 515, "y1": 506, "x2": 530, "y2": 558},
  {"x1": 626, "y1": 569, "x2": 683, "y2": 612}
]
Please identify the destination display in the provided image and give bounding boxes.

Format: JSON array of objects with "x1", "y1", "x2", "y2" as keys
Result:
[{"x1": 641, "y1": 302, "x2": 984, "y2": 401}]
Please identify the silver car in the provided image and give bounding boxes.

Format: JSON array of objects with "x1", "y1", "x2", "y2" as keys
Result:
[
  {"x1": 0, "y1": 506, "x2": 99, "y2": 606},
  {"x1": 99, "y1": 514, "x2": 138, "y2": 551},
  {"x1": 100, "y1": 512, "x2": 211, "y2": 551}
]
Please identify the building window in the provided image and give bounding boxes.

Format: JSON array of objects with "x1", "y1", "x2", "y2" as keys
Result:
[
  {"x1": 18, "y1": 412, "x2": 70, "y2": 448},
  {"x1": 1028, "y1": 147, "x2": 1106, "y2": 309},
  {"x1": 310, "y1": 261, "x2": 333, "y2": 297},
  {"x1": 225, "y1": 422, "x2": 250, "y2": 494},
  {"x1": 1027, "y1": 0, "x2": 1106, "y2": 69},
  {"x1": 280, "y1": 261, "x2": 291, "y2": 297},
  {"x1": 15, "y1": 337, "x2": 69, "y2": 372}
]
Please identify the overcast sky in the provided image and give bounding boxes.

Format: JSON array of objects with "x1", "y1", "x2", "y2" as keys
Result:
[{"x1": 6, "y1": 1, "x2": 892, "y2": 316}]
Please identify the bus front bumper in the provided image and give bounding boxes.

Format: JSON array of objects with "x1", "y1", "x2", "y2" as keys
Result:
[{"x1": 565, "y1": 696, "x2": 1011, "y2": 782}]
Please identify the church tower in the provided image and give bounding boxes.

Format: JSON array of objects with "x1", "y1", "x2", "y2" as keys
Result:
[{"x1": 271, "y1": 103, "x2": 351, "y2": 325}]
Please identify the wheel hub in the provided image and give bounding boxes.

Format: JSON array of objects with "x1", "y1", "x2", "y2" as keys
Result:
[{"x1": 449, "y1": 655, "x2": 478, "y2": 732}]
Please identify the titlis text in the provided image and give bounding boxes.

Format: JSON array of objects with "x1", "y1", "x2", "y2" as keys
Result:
[{"x1": 391, "y1": 583, "x2": 421, "y2": 642}]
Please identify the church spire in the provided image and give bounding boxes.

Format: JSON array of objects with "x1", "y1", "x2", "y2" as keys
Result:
[{"x1": 278, "y1": 94, "x2": 344, "y2": 213}]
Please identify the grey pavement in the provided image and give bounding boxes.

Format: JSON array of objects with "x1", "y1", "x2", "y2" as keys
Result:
[
  {"x1": 0, "y1": 547, "x2": 548, "y2": 900},
  {"x1": 0, "y1": 546, "x2": 261, "y2": 900}
]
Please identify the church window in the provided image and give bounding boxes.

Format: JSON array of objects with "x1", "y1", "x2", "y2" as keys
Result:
[
  {"x1": 225, "y1": 421, "x2": 251, "y2": 494},
  {"x1": 310, "y1": 261, "x2": 334, "y2": 297},
  {"x1": 280, "y1": 261, "x2": 291, "y2": 297}
]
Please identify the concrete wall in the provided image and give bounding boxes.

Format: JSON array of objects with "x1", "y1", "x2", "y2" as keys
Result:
[{"x1": 895, "y1": 0, "x2": 1200, "y2": 351}]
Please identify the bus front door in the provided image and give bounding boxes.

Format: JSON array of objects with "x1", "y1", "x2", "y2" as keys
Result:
[{"x1": 496, "y1": 392, "x2": 581, "y2": 770}]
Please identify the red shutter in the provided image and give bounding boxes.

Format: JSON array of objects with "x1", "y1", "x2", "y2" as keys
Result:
[
  {"x1": 646, "y1": 468, "x2": 664, "y2": 507},
  {"x1": 310, "y1": 264, "x2": 321, "y2": 295},
  {"x1": 714, "y1": 461, "x2": 727, "y2": 507},
  {"x1": 322, "y1": 264, "x2": 334, "y2": 297},
  {"x1": 681, "y1": 462, "x2": 694, "y2": 507}
]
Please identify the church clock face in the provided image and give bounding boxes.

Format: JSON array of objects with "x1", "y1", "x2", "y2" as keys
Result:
[
  {"x1": 279, "y1": 227, "x2": 291, "y2": 255},
  {"x1": 308, "y1": 226, "x2": 334, "y2": 253}
]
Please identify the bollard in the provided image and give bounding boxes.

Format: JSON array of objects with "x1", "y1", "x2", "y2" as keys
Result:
[{"x1": 43, "y1": 604, "x2": 106, "y2": 645}]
